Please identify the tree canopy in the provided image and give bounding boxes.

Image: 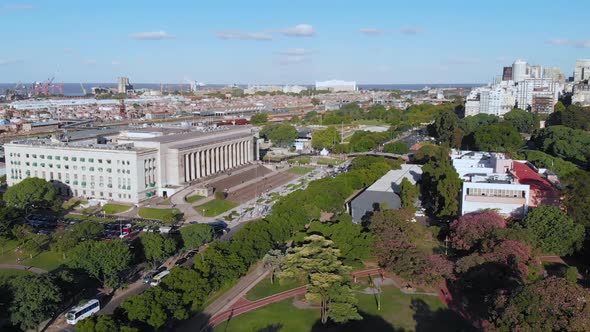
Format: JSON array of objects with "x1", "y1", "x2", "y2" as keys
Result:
[
  {"x1": 180, "y1": 224, "x2": 214, "y2": 250},
  {"x1": 521, "y1": 206, "x2": 584, "y2": 256},
  {"x1": 139, "y1": 232, "x2": 177, "y2": 265},
  {"x1": 490, "y1": 277, "x2": 590, "y2": 332},
  {"x1": 311, "y1": 126, "x2": 340, "y2": 150},
  {"x1": 260, "y1": 123, "x2": 298, "y2": 147},
  {"x1": 530, "y1": 125, "x2": 590, "y2": 168},
  {"x1": 420, "y1": 151, "x2": 461, "y2": 219},
  {"x1": 249, "y1": 113, "x2": 268, "y2": 125},
  {"x1": 383, "y1": 141, "x2": 409, "y2": 154},
  {"x1": 449, "y1": 211, "x2": 507, "y2": 252},
  {"x1": 67, "y1": 240, "x2": 131, "y2": 289},
  {"x1": 473, "y1": 122, "x2": 523, "y2": 152},
  {"x1": 562, "y1": 170, "x2": 590, "y2": 228},
  {"x1": 9, "y1": 274, "x2": 61, "y2": 331},
  {"x1": 280, "y1": 235, "x2": 361, "y2": 325},
  {"x1": 428, "y1": 109, "x2": 459, "y2": 145},
  {"x1": 503, "y1": 108, "x2": 536, "y2": 133},
  {"x1": 3, "y1": 177, "x2": 59, "y2": 212}
]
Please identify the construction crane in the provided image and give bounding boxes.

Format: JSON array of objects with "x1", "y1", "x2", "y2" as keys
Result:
[{"x1": 80, "y1": 83, "x2": 87, "y2": 96}]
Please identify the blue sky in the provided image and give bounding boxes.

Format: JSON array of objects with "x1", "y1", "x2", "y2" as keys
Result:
[{"x1": 0, "y1": 0, "x2": 589, "y2": 84}]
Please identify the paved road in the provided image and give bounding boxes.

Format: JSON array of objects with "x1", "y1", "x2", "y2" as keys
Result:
[{"x1": 0, "y1": 264, "x2": 47, "y2": 274}]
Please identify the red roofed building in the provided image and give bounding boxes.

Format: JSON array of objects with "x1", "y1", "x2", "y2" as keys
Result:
[{"x1": 511, "y1": 161, "x2": 561, "y2": 208}]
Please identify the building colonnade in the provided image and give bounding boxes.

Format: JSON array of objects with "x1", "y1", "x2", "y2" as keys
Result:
[{"x1": 182, "y1": 139, "x2": 253, "y2": 183}]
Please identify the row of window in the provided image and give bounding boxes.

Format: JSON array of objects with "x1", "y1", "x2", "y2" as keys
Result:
[
  {"x1": 10, "y1": 153, "x2": 134, "y2": 166},
  {"x1": 467, "y1": 188, "x2": 525, "y2": 198}
]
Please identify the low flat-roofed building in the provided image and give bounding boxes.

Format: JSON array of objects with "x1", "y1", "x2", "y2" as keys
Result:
[{"x1": 347, "y1": 164, "x2": 422, "y2": 223}]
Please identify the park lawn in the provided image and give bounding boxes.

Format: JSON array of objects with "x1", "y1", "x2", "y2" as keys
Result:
[
  {"x1": 214, "y1": 285, "x2": 469, "y2": 332},
  {"x1": 185, "y1": 194, "x2": 205, "y2": 203},
  {"x1": 317, "y1": 157, "x2": 343, "y2": 165},
  {"x1": 0, "y1": 239, "x2": 66, "y2": 271},
  {"x1": 62, "y1": 198, "x2": 88, "y2": 210},
  {"x1": 64, "y1": 213, "x2": 117, "y2": 224},
  {"x1": 138, "y1": 207, "x2": 182, "y2": 223},
  {"x1": 195, "y1": 199, "x2": 239, "y2": 217},
  {"x1": 245, "y1": 277, "x2": 303, "y2": 301},
  {"x1": 288, "y1": 156, "x2": 311, "y2": 165},
  {"x1": 102, "y1": 203, "x2": 132, "y2": 214},
  {"x1": 288, "y1": 166, "x2": 313, "y2": 175}
]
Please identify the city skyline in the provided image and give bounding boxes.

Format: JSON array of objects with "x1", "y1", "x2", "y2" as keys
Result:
[{"x1": 1, "y1": 0, "x2": 589, "y2": 84}]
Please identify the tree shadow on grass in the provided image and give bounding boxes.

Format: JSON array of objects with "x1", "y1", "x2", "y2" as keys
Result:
[
  {"x1": 310, "y1": 311, "x2": 406, "y2": 332},
  {"x1": 410, "y1": 299, "x2": 476, "y2": 332},
  {"x1": 255, "y1": 323, "x2": 284, "y2": 332}
]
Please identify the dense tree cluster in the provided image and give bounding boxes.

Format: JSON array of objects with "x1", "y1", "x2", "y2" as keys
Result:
[
  {"x1": 520, "y1": 206, "x2": 584, "y2": 256},
  {"x1": 502, "y1": 108, "x2": 537, "y2": 133},
  {"x1": 249, "y1": 113, "x2": 268, "y2": 125},
  {"x1": 420, "y1": 149, "x2": 461, "y2": 219},
  {"x1": 3, "y1": 177, "x2": 60, "y2": 212},
  {"x1": 548, "y1": 104, "x2": 590, "y2": 131},
  {"x1": 530, "y1": 125, "x2": 590, "y2": 168},
  {"x1": 260, "y1": 123, "x2": 298, "y2": 147},
  {"x1": 449, "y1": 211, "x2": 507, "y2": 252},
  {"x1": 517, "y1": 150, "x2": 579, "y2": 178},
  {"x1": 311, "y1": 126, "x2": 340, "y2": 150},
  {"x1": 473, "y1": 122, "x2": 523, "y2": 153}
]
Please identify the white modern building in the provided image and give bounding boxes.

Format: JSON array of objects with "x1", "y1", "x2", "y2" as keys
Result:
[
  {"x1": 117, "y1": 77, "x2": 132, "y2": 94},
  {"x1": 512, "y1": 59, "x2": 528, "y2": 82},
  {"x1": 574, "y1": 59, "x2": 590, "y2": 83},
  {"x1": 464, "y1": 83, "x2": 516, "y2": 117},
  {"x1": 315, "y1": 80, "x2": 357, "y2": 92},
  {"x1": 5, "y1": 126, "x2": 258, "y2": 203},
  {"x1": 452, "y1": 150, "x2": 560, "y2": 218},
  {"x1": 282, "y1": 85, "x2": 308, "y2": 94}
]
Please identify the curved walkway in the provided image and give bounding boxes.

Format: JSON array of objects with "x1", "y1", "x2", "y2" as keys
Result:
[{"x1": 0, "y1": 264, "x2": 47, "y2": 274}]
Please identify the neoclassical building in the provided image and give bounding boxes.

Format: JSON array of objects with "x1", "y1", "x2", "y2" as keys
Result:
[{"x1": 5, "y1": 126, "x2": 258, "y2": 203}]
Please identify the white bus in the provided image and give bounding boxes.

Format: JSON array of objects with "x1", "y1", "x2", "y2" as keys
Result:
[
  {"x1": 150, "y1": 270, "x2": 170, "y2": 286},
  {"x1": 66, "y1": 299, "x2": 100, "y2": 325}
]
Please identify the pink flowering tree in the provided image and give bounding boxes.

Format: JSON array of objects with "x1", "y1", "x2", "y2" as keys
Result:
[{"x1": 449, "y1": 211, "x2": 507, "y2": 252}]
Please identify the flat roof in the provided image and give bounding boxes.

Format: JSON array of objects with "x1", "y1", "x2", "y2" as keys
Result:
[
  {"x1": 131, "y1": 126, "x2": 252, "y2": 144},
  {"x1": 366, "y1": 164, "x2": 423, "y2": 193}
]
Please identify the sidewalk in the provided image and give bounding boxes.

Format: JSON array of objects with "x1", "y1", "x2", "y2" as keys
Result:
[{"x1": 0, "y1": 264, "x2": 47, "y2": 274}]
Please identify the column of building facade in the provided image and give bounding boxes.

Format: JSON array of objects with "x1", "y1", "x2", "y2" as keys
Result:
[
  {"x1": 194, "y1": 151, "x2": 200, "y2": 179},
  {"x1": 203, "y1": 149, "x2": 209, "y2": 177},
  {"x1": 200, "y1": 150, "x2": 206, "y2": 177},
  {"x1": 239, "y1": 141, "x2": 244, "y2": 165},
  {"x1": 215, "y1": 146, "x2": 221, "y2": 173},
  {"x1": 230, "y1": 143, "x2": 236, "y2": 168},
  {"x1": 247, "y1": 140, "x2": 252, "y2": 162},
  {"x1": 207, "y1": 148, "x2": 213, "y2": 175},
  {"x1": 183, "y1": 153, "x2": 189, "y2": 182}
]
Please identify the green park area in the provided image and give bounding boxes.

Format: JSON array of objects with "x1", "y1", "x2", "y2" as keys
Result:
[
  {"x1": 287, "y1": 156, "x2": 311, "y2": 165},
  {"x1": 185, "y1": 194, "x2": 205, "y2": 203},
  {"x1": 138, "y1": 207, "x2": 182, "y2": 223},
  {"x1": 195, "y1": 199, "x2": 239, "y2": 217},
  {"x1": 101, "y1": 203, "x2": 131, "y2": 215},
  {"x1": 287, "y1": 166, "x2": 312, "y2": 175},
  {"x1": 316, "y1": 157, "x2": 343, "y2": 165},
  {"x1": 245, "y1": 277, "x2": 303, "y2": 301},
  {"x1": 0, "y1": 239, "x2": 66, "y2": 271},
  {"x1": 217, "y1": 282, "x2": 465, "y2": 332}
]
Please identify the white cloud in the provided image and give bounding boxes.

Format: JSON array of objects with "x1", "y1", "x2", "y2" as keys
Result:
[
  {"x1": 548, "y1": 38, "x2": 570, "y2": 46},
  {"x1": 0, "y1": 59, "x2": 21, "y2": 65},
  {"x1": 83, "y1": 59, "x2": 97, "y2": 65},
  {"x1": 215, "y1": 30, "x2": 272, "y2": 41},
  {"x1": 278, "y1": 56, "x2": 309, "y2": 65},
  {"x1": 129, "y1": 31, "x2": 175, "y2": 40},
  {"x1": 111, "y1": 60, "x2": 121, "y2": 65},
  {"x1": 276, "y1": 48, "x2": 309, "y2": 56},
  {"x1": 399, "y1": 27, "x2": 423, "y2": 35},
  {"x1": 359, "y1": 27, "x2": 383, "y2": 36},
  {"x1": 574, "y1": 40, "x2": 590, "y2": 48},
  {"x1": 280, "y1": 24, "x2": 315, "y2": 37}
]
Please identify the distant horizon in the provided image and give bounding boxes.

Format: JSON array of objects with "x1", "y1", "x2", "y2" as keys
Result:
[{"x1": 1, "y1": 82, "x2": 485, "y2": 86}]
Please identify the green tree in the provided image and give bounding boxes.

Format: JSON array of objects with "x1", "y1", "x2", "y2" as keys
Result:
[
  {"x1": 427, "y1": 109, "x2": 459, "y2": 145},
  {"x1": 139, "y1": 233, "x2": 177, "y2": 266},
  {"x1": 161, "y1": 267, "x2": 211, "y2": 309},
  {"x1": 311, "y1": 126, "x2": 340, "y2": 150},
  {"x1": 179, "y1": 224, "x2": 214, "y2": 250},
  {"x1": 67, "y1": 240, "x2": 131, "y2": 290},
  {"x1": 565, "y1": 266, "x2": 579, "y2": 284},
  {"x1": 554, "y1": 100, "x2": 566, "y2": 112},
  {"x1": 121, "y1": 286, "x2": 188, "y2": 330},
  {"x1": 77, "y1": 315, "x2": 119, "y2": 332},
  {"x1": 262, "y1": 249, "x2": 284, "y2": 284},
  {"x1": 383, "y1": 141, "x2": 409, "y2": 154},
  {"x1": 530, "y1": 125, "x2": 590, "y2": 168},
  {"x1": 3, "y1": 177, "x2": 59, "y2": 212},
  {"x1": 250, "y1": 113, "x2": 268, "y2": 125},
  {"x1": 503, "y1": 108, "x2": 536, "y2": 133},
  {"x1": 399, "y1": 178, "x2": 419, "y2": 211},
  {"x1": 562, "y1": 170, "x2": 590, "y2": 228},
  {"x1": 518, "y1": 150, "x2": 578, "y2": 178},
  {"x1": 420, "y1": 152, "x2": 461, "y2": 219},
  {"x1": 521, "y1": 206, "x2": 584, "y2": 255},
  {"x1": 0, "y1": 207, "x2": 20, "y2": 238},
  {"x1": 473, "y1": 122, "x2": 523, "y2": 152},
  {"x1": 260, "y1": 123, "x2": 298, "y2": 147},
  {"x1": 490, "y1": 277, "x2": 590, "y2": 332},
  {"x1": 280, "y1": 235, "x2": 361, "y2": 325},
  {"x1": 311, "y1": 97, "x2": 321, "y2": 106},
  {"x1": 9, "y1": 274, "x2": 61, "y2": 331}
]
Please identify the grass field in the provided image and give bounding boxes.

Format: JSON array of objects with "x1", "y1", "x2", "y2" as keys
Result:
[
  {"x1": 316, "y1": 157, "x2": 343, "y2": 165},
  {"x1": 101, "y1": 203, "x2": 131, "y2": 214},
  {"x1": 287, "y1": 166, "x2": 313, "y2": 175},
  {"x1": 214, "y1": 284, "x2": 471, "y2": 332},
  {"x1": 195, "y1": 199, "x2": 239, "y2": 217},
  {"x1": 62, "y1": 198, "x2": 88, "y2": 210},
  {"x1": 246, "y1": 277, "x2": 303, "y2": 301},
  {"x1": 138, "y1": 207, "x2": 182, "y2": 223},
  {"x1": 0, "y1": 239, "x2": 66, "y2": 271},
  {"x1": 64, "y1": 213, "x2": 117, "y2": 224},
  {"x1": 185, "y1": 194, "x2": 205, "y2": 203},
  {"x1": 288, "y1": 156, "x2": 311, "y2": 165}
]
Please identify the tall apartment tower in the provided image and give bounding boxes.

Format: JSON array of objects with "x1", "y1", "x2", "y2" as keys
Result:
[
  {"x1": 118, "y1": 77, "x2": 131, "y2": 94},
  {"x1": 512, "y1": 59, "x2": 527, "y2": 82},
  {"x1": 574, "y1": 59, "x2": 590, "y2": 82},
  {"x1": 502, "y1": 67, "x2": 513, "y2": 81}
]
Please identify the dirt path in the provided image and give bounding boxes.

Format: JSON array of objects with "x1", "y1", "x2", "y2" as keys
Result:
[{"x1": 0, "y1": 264, "x2": 47, "y2": 274}]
